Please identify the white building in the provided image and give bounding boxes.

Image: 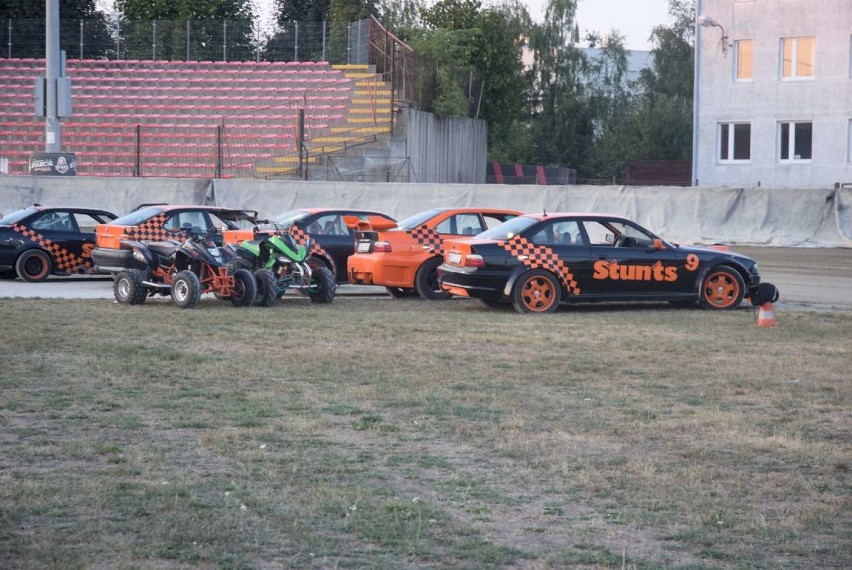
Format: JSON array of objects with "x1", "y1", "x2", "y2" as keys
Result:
[{"x1": 693, "y1": 0, "x2": 852, "y2": 188}]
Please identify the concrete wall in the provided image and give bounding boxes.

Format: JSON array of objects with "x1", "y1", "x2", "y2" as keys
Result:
[
  {"x1": 1, "y1": 175, "x2": 850, "y2": 247},
  {"x1": 403, "y1": 108, "x2": 487, "y2": 184},
  {"x1": 695, "y1": 0, "x2": 852, "y2": 188}
]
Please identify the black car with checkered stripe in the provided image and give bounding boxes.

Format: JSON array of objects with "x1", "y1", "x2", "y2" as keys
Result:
[
  {"x1": 91, "y1": 205, "x2": 257, "y2": 273},
  {"x1": 438, "y1": 212, "x2": 774, "y2": 314},
  {"x1": 0, "y1": 205, "x2": 118, "y2": 281}
]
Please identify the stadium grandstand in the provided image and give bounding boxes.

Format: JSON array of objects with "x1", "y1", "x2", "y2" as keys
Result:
[{"x1": 0, "y1": 17, "x2": 414, "y2": 180}]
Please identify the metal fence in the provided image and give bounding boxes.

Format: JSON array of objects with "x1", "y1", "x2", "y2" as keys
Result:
[{"x1": 0, "y1": 17, "x2": 371, "y2": 65}]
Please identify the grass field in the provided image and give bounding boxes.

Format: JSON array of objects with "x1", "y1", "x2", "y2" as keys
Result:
[{"x1": 0, "y1": 297, "x2": 849, "y2": 569}]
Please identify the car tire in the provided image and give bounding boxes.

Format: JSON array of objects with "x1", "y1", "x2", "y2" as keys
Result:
[
  {"x1": 414, "y1": 257, "x2": 450, "y2": 300},
  {"x1": 114, "y1": 269, "x2": 148, "y2": 305},
  {"x1": 15, "y1": 249, "x2": 53, "y2": 282},
  {"x1": 308, "y1": 267, "x2": 336, "y2": 303},
  {"x1": 511, "y1": 269, "x2": 561, "y2": 314},
  {"x1": 171, "y1": 270, "x2": 202, "y2": 309},
  {"x1": 385, "y1": 286, "x2": 417, "y2": 298},
  {"x1": 253, "y1": 268, "x2": 277, "y2": 307},
  {"x1": 230, "y1": 268, "x2": 257, "y2": 307},
  {"x1": 699, "y1": 265, "x2": 745, "y2": 310}
]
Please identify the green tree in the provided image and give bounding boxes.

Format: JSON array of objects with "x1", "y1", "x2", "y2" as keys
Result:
[
  {"x1": 1, "y1": 0, "x2": 112, "y2": 58},
  {"x1": 528, "y1": 0, "x2": 594, "y2": 175},
  {"x1": 116, "y1": 0, "x2": 255, "y2": 61},
  {"x1": 275, "y1": 0, "x2": 330, "y2": 23}
]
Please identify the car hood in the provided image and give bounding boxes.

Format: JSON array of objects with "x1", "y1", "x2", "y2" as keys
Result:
[{"x1": 676, "y1": 244, "x2": 756, "y2": 264}]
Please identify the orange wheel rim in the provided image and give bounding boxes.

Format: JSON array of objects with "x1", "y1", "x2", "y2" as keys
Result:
[
  {"x1": 521, "y1": 276, "x2": 556, "y2": 312},
  {"x1": 703, "y1": 271, "x2": 740, "y2": 308}
]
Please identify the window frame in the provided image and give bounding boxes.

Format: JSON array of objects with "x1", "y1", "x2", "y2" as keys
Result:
[
  {"x1": 718, "y1": 122, "x2": 752, "y2": 163},
  {"x1": 734, "y1": 39, "x2": 753, "y2": 81},
  {"x1": 780, "y1": 36, "x2": 815, "y2": 80},
  {"x1": 777, "y1": 121, "x2": 813, "y2": 163}
]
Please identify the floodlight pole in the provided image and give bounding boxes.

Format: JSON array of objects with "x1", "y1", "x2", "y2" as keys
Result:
[{"x1": 45, "y1": 0, "x2": 61, "y2": 152}]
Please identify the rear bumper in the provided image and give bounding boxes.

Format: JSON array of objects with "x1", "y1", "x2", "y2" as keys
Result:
[
  {"x1": 438, "y1": 265, "x2": 508, "y2": 301},
  {"x1": 347, "y1": 253, "x2": 419, "y2": 287},
  {"x1": 91, "y1": 247, "x2": 146, "y2": 273}
]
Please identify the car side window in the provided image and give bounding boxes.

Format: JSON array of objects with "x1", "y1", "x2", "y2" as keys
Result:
[
  {"x1": 207, "y1": 213, "x2": 235, "y2": 232},
  {"x1": 483, "y1": 214, "x2": 511, "y2": 230},
  {"x1": 308, "y1": 214, "x2": 349, "y2": 236},
  {"x1": 530, "y1": 220, "x2": 583, "y2": 246},
  {"x1": 580, "y1": 221, "x2": 614, "y2": 246},
  {"x1": 164, "y1": 211, "x2": 207, "y2": 233},
  {"x1": 31, "y1": 211, "x2": 75, "y2": 232},
  {"x1": 435, "y1": 214, "x2": 482, "y2": 235},
  {"x1": 73, "y1": 213, "x2": 101, "y2": 234}
]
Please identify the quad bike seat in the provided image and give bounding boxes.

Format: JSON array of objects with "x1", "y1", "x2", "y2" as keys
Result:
[{"x1": 147, "y1": 241, "x2": 179, "y2": 257}]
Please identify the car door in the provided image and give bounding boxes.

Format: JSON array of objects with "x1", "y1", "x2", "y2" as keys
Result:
[
  {"x1": 29, "y1": 210, "x2": 83, "y2": 273},
  {"x1": 72, "y1": 211, "x2": 111, "y2": 271},
  {"x1": 582, "y1": 219, "x2": 687, "y2": 297},
  {"x1": 525, "y1": 219, "x2": 592, "y2": 297},
  {"x1": 306, "y1": 212, "x2": 356, "y2": 278}
]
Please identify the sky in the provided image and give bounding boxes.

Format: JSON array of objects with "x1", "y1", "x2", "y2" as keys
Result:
[{"x1": 547, "y1": 0, "x2": 672, "y2": 51}]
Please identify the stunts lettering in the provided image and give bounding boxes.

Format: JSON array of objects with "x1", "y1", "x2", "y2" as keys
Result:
[{"x1": 593, "y1": 260, "x2": 677, "y2": 282}]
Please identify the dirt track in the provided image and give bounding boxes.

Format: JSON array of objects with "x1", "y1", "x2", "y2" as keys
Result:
[{"x1": 1, "y1": 247, "x2": 850, "y2": 310}]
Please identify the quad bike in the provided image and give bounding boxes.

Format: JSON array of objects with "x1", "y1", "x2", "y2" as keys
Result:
[
  {"x1": 112, "y1": 227, "x2": 256, "y2": 309},
  {"x1": 226, "y1": 224, "x2": 336, "y2": 307}
]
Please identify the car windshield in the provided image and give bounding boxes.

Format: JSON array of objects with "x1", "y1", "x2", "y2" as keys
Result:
[
  {"x1": 112, "y1": 206, "x2": 165, "y2": 226},
  {"x1": 274, "y1": 210, "x2": 311, "y2": 226},
  {"x1": 0, "y1": 208, "x2": 38, "y2": 225},
  {"x1": 478, "y1": 216, "x2": 540, "y2": 240},
  {"x1": 396, "y1": 209, "x2": 442, "y2": 230}
]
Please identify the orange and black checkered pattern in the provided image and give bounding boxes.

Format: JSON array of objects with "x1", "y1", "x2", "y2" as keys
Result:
[
  {"x1": 11, "y1": 224, "x2": 93, "y2": 274},
  {"x1": 499, "y1": 235, "x2": 581, "y2": 295},
  {"x1": 408, "y1": 225, "x2": 443, "y2": 253},
  {"x1": 123, "y1": 214, "x2": 184, "y2": 242},
  {"x1": 289, "y1": 224, "x2": 329, "y2": 259}
]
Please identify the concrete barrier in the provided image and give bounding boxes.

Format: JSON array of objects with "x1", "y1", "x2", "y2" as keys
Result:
[{"x1": 1, "y1": 175, "x2": 850, "y2": 247}]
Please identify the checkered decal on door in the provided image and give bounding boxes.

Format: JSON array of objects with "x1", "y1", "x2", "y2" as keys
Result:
[
  {"x1": 408, "y1": 225, "x2": 443, "y2": 253},
  {"x1": 123, "y1": 214, "x2": 184, "y2": 241},
  {"x1": 289, "y1": 224, "x2": 329, "y2": 258},
  {"x1": 499, "y1": 235, "x2": 581, "y2": 295},
  {"x1": 11, "y1": 224, "x2": 94, "y2": 274}
]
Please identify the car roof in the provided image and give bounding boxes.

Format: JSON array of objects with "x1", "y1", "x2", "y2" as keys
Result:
[
  {"x1": 298, "y1": 208, "x2": 393, "y2": 216},
  {"x1": 23, "y1": 206, "x2": 116, "y2": 216},
  {"x1": 429, "y1": 207, "x2": 523, "y2": 215},
  {"x1": 522, "y1": 212, "x2": 632, "y2": 223}
]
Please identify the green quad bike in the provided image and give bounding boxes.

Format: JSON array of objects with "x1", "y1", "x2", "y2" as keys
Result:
[{"x1": 227, "y1": 225, "x2": 336, "y2": 307}]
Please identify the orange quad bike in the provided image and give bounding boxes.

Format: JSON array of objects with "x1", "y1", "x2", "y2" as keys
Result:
[{"x1": 112, "y1": 226, "x2": 256, "y2": 309}]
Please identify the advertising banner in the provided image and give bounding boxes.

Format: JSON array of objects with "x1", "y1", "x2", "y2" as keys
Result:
[{"x1": 28, "y1": 152, "x2": 77, "y2": 176}]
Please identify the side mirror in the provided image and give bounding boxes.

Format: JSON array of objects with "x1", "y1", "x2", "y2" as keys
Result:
[
  {"x1": 605, "y1": 233, "x2": 615, "y2": 244},
  {"x1": 652, "y1": 238, "x2": 665, "y2": 250}
]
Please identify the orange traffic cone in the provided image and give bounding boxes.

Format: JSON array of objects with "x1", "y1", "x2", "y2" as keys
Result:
[{"x1": 756, "y1": 302, "x2": 777, "y2": 327}]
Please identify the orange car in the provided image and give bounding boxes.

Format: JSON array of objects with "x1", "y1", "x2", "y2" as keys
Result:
[{"x1": 347, "y1": 208, "x2": 521, "y2": 299}]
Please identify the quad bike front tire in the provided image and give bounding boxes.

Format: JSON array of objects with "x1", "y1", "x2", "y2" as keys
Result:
[
  {"x1": 230, "y1": 268, "x2": 257, "y2": 307},
  {"x1": 414, "y1": 257, "x2": 450, "y2": 300},
  {"x1": 15, "y1": 249, "x2": 53, "y2": 282},
  {"x1": 308, "y1": 266, "x2": 336, "y2": 304},
  {"x1": 172, "y1": 270, "x2": 202, "y2": 309},
  {"x1": 253, "y1": 268, "x2": 277, "y2": 308},
  {"x1": 114, "y1": 269, "x2": 148, "y2": 305}
]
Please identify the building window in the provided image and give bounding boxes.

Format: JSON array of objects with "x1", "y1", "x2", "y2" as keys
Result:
[
  {"x1": 778, "y1": 122, "x2": 813, "y2": 161},
  {"x1": 735, "y1": 40, "x2": 753, "y2": 80},
  {"x1": 781, "y1": 37, "x2": 815, "y2": 78},
  {"x1": 719, "y1": 123, "x2": 751, "y2": 161}
]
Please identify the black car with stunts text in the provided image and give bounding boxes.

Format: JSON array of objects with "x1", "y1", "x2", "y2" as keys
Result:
[
  {"x1": 438, "y1": 213, "x2": 775, "y2": 314},
  {"x1": 0, "y1": 205, "x2": 118, "y2": 281}
]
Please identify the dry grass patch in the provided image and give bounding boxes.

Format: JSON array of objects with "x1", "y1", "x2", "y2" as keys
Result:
[{"x1": 0, "y1": 297, "x2": 849, "y2": 568}]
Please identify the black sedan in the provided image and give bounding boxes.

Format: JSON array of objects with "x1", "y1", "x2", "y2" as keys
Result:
[
  {"x1": 0, "y1": 206, "x2": 117, "y2": 281},
  {"x1": 438, "y1": 213, "x2": 767, "y2": 314},
  {"x1": 272, "y1": 208, "x2": 396, "y2": 283}
]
